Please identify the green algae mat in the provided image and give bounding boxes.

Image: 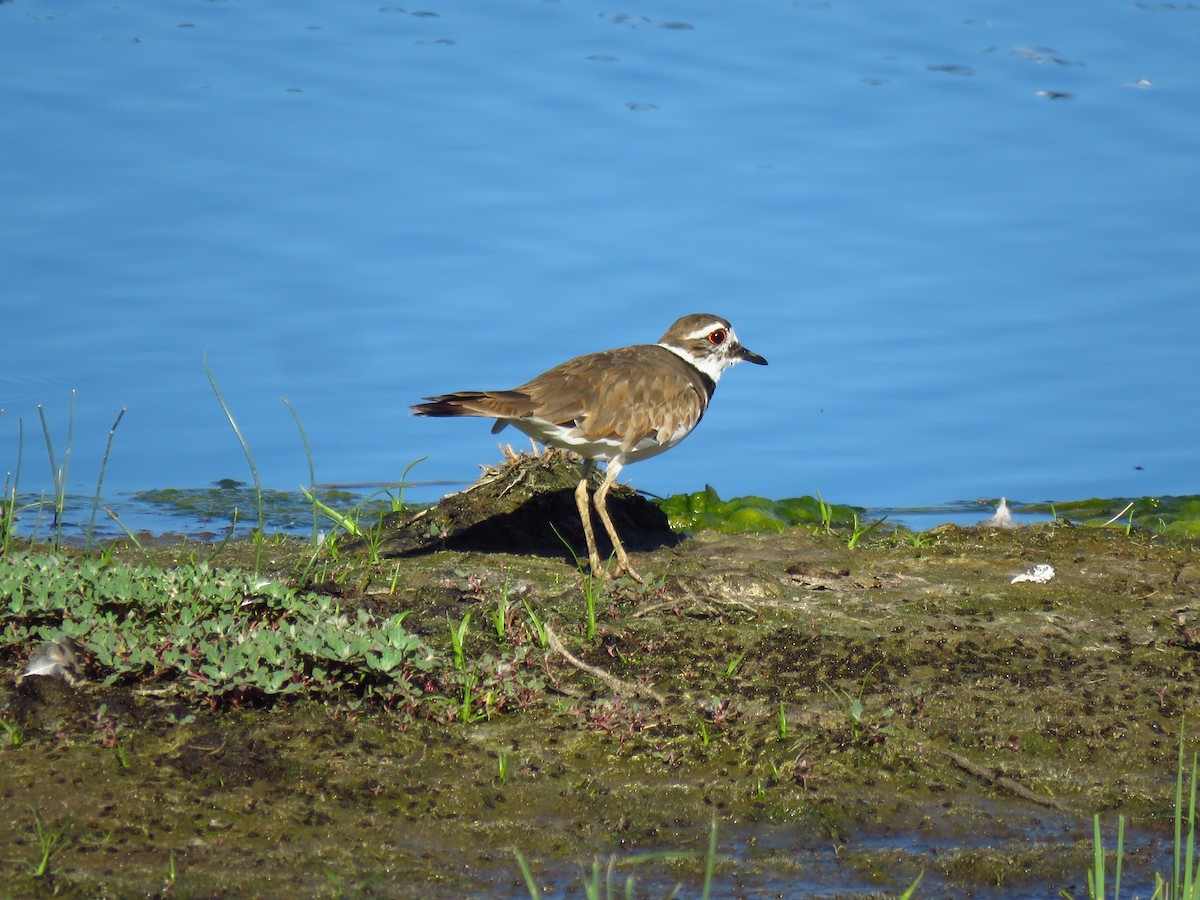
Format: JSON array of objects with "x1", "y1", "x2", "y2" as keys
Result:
[{"x1": 2, "y1": 493, "x2": 1200, "y2": 895}]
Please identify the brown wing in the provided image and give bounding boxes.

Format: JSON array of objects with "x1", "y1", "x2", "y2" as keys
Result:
[{"x1": 516, "y1": 345, "x2": 707, "y2": 451}]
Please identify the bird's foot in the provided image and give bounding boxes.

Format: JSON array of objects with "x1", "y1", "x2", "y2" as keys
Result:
[{"x1": 594, "y1": 553, "x2": 643, "y2": 584}]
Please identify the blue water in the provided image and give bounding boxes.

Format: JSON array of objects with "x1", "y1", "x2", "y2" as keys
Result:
[{"x1": 2, "y1": 0, "x2": 1197, "y2": 521}]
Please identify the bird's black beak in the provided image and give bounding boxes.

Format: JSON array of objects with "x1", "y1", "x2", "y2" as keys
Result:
[{"x1": 737, "y1": 345, "x2": 768, "y2": 366}]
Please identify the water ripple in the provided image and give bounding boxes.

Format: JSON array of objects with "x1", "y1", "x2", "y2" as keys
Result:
[{"x1": 0, "y1": 368, "x2": 75, "y2": 411}]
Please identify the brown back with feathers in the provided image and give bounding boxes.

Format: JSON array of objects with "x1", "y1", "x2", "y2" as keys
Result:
[{"x1": 412, "y1": 344, "x2": 710, "y2": 453}]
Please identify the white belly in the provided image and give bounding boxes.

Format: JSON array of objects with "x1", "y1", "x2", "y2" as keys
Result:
[{"x1": 502, "y1": 417, "x2": 691, "y2": 465}]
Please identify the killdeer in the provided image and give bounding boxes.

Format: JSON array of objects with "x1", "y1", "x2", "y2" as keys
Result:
[{"x1": 411, "y1": 314, "x2": 767, "y2": 581}]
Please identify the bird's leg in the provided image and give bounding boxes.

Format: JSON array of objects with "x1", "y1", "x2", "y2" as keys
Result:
[
  {"x1": 593, "y1": 460, "x2": 643, "y2": 583},
  {"x1": 574, "y1": 459, "x2": 604, "y2": 577}
]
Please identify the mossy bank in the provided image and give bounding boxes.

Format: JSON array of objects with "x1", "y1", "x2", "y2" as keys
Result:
[{"x1": 1, "y1": 478, "x2": 1199, "y2": 896}]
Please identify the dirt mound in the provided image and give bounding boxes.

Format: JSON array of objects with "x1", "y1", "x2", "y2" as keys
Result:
[{"x1": 365, "y1": 447, "x2": 678, "y2": 563}]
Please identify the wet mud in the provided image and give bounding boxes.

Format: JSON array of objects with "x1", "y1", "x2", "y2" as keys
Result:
[{"x1": 2, "y1": 458, "x2": 1199, "y2": 897}]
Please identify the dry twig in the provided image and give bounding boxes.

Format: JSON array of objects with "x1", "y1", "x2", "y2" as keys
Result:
[{"x1": 545, "y1": 624, "x2": 667, "y2": 706}]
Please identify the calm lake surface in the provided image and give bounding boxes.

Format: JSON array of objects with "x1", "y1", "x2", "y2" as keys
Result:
[{"x1": 2, "y1": 0, "x2": 1197, "y2": 528}]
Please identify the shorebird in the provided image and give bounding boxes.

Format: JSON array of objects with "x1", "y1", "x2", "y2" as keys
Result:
[{"x1": 411, "y1": 313, "x2": 767, "y2": 581}]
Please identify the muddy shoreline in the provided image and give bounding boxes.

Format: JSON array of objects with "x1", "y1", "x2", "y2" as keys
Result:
[{"x1": 2, "y1": 507, "x2": 1198, "y2": 896}]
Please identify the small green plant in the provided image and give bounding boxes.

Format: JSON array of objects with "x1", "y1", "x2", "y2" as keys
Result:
[
  {"x1": 816, "y1": 491, "x2": 835, "y2": 534},
  {"x1": 163, "y1": 850, "x2": 178, "y2": 891},
  {"x1": 449, "y1": 612, "x2": 471, "y2": 671},
  {"x1": 1, "y1": 555, "x2": 436, "y2": 709},
  {"x1": 724, "y1": 650, "x2": 747, "y2": 678},
  {"x1": 846, "y1": 512, "x2": 886, "y2": 550},
  {"x1": 491, "y1": 588, "x2": 511, "y2": 639},
  {"x1": 298, "y1": 455, "x2": 426, "y2": 569},
  {"x1": 516, "y1": 816, "x2": 721, "y2": 900},
  {"x1": 29, "y1": 807, "x2": 70, "y2": 877},
  {"x1": 1085, "y1": 813, "x2": 1124, "y2": 900},
  {"x1": 1171, "y1": 725, "x2": 1200, "y2": 900},
  {"x1": 496, "y1": 750, "x2": 509, "y2": 786},
  {"x1": 522, "y1": 597, "x2": 548, "y2": 648},
  {"x1": 579, "y1": 856, "x2": 632, "y2": 900},
  {"x1": 357, "y1": 522, "x2": 387, "y2": 566},
  {"x1": 1076, "y1": 720, "x2": 1199, "y2": 899},
  {"x1": 0, "y1": 715, "x2": 24, "y2": 747},
  {"x1": 894, "y1": 527, "x2": 929, "y2": 549},
  {"x1": 324, "y1": 870, "x2": 345, "y2": 898},
  {"x1": 6, "y1": 399, "x2": 125, "y2": 551},
  {"x1": 551, "y1": 522, "x2": 608, "y2": 640},
  {"x1": 777, "y1": 702, "x2": 788, "y2": 739},
  {"x1": 460, "y1": 671, "x2": 481, "y2": 724},
  {"x1": 822, "y1": 660, "x2": 892, "y2": 745}
]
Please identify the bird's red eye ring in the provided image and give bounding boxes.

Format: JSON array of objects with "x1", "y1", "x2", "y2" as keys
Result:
[{"x1": 708, "y1": 329, "x2": 727, "y2": 346}]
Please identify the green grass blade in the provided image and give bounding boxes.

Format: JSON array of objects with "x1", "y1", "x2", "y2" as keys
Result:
[
  {"x1": 99, "y1": 504, "x2": 149, "y2": 560},
  {"x1": 201, "y1": 508, "x2": 242, "y2": 567},
  {"x1": 1178, "y1": 724, "x2": 1189, "y2": 897},
  {"x1": 202, "y1": 353, "x2": 264, "y2": 568},
  {"x1": 36, "y1": 404, "x2": 56, "y2": 482},
  {"x1": 85, "y1": 407, "x2": 127, "y2": 549},
  {"x1": 299, "y1": 486, "x2": 364, "y2": 537},
  {"x1": 282, "y1": 396, "x2": 320, "y2": 545},
  {"x1": 395, "y1": 455, "x2": 428, "y2": 511},
  {"x1": 898, "y1": 870, "x2": 923, "y2": 900},
  {"x1": 1115, "y1": 814, "x2": 1124, "y2": 900},
  {"x1": 1186, "y1": 750, "x2": 1198, "y2": 899},
  {"x1": 2, "y1": 416, "x2": 23, "y2": 555},
  {"x1": 62, "y1": 389, "x2": 75, "y2": 527},
  {"x1": 36, "y1": 403, "x2": 61, "y2": 541},
  {"x1": 38, "y1": 391, "x2": 78, "y2": 547},
  {"x1": 513, "y1": 849, "x2": 541, "y2": 899},
  {"x1": 701, "y1": 816, "x2": 718, "y2": 900},
  {"x1": 1093, "y1": 814, "x2": 1105, "y2": 900}
]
